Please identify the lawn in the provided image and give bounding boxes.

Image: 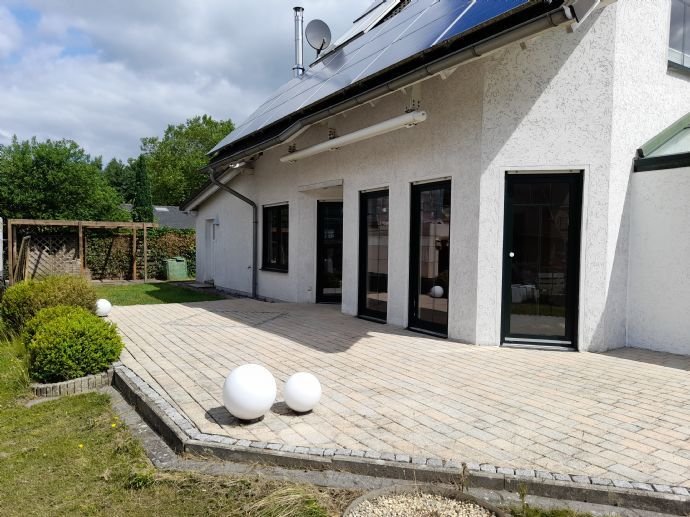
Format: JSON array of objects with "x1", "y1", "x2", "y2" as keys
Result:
[
  {"x1": 0, "y1": 332, "x2": 593, "y2": 517},
  {"x1": 94, "y1": 282, "x2": 223, "y2": 306},
  {"x1": 0, "y1": 339, "x2": 349, "y2": 516}
]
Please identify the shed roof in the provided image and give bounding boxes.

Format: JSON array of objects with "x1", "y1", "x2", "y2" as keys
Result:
[{"x1": 635, "y1": 113, "x2": 690, "y2": 172}]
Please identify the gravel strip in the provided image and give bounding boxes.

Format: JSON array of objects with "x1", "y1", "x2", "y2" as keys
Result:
[{"x1": 348, "y1": 493, "x2": 495, "y2": 517}]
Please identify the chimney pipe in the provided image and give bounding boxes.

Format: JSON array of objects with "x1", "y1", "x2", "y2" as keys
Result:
[{"x1": 293, "y1": 6, "x2": 305, "y2": 78}]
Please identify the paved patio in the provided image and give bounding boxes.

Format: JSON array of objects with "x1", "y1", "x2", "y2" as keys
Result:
[{"x1": 112, "y1": 298, "x2": 690, "y2": 488}]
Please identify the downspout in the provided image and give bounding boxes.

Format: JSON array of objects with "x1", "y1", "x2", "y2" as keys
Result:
[{"x1": 207, "y1": 168, "x2": 258, "y2": 299}]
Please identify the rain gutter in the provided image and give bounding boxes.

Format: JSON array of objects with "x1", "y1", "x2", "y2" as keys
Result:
[{"x1": 206, "y1": 4, "x2": 576, "y2": 172}]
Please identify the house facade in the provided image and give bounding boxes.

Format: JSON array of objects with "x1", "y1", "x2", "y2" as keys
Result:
[{"x1": 183, "y1": 0, "x2": 690, "y2": 354}]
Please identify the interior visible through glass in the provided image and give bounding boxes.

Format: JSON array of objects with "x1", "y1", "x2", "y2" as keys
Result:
[
  {"x1": 414, "y1": 184, "x2": 451, "y2": 329},
  {"x1": 318, "y1": 203, "x2": 343, "y2": 300},
  {"x1": 508, "y1": 181, "x2": 570, "y2": 338},
  {"x1": 364, "y1": 192, "x2": 389, "y2": 317}
]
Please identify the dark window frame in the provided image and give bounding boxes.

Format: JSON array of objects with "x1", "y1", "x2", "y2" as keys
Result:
[
  {"x1": 262, "y1": 204, "x2": 289, "y2": 273},
  {"x1": 670, "y1": 0, "x2": 690, "y2": 70}
]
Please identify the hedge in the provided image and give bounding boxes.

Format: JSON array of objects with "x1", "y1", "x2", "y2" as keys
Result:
[
  {"x1": 0, "y1": 276, "x2": 97, "y2": 332},
  {"x1": 26, "y1": 306, "x2": 124, "y2": 383},
  {"x1": 85, "y1": 228, "x2": 195, "y2": 280}
]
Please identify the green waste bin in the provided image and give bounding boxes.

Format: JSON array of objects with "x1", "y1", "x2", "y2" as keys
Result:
[{"x1": 165, "y1": 257, "x2": 188, "y2": 281}]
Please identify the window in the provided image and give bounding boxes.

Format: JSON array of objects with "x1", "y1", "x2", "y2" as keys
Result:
[
  {"x1": 262, "y1": 204, "x2": 289, "y2": 272},
  {"x1": 670, "y1": 0, "x2": 690, "y2": 68}
]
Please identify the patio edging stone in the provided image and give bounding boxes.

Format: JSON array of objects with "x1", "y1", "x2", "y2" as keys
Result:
[
  {"x1": 112, "y1": 364, "x2": 690, "y2": 515},
  {"x1": 31, "y1": 369, "x2": 114, "y2": 397}
]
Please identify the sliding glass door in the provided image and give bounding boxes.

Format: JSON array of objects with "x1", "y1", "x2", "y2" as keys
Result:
[
  {"x1": 409, "y1": 181, "x2": 451, "y2": 335},
  {"x1": 358, "y1": 190, "x2": 389, "y2": 321},
  {"x1": 316, "y1": 202, "x2": 343, "y2": 303}
]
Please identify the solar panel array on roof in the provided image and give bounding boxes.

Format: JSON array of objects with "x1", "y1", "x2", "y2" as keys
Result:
[{"x1": 210, "y1": 0, "x2": 533, "y2": 156}]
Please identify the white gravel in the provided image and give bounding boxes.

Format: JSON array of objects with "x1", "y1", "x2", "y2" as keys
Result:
[{"x1": 348, "y1": 492, "x2": 496, "y2": 517}]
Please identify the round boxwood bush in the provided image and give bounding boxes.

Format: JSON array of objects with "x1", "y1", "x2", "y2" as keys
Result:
[
  {"x1": 27, "y1": 307, "x2": 124, "y2": 383},
  {"x1": 0, "y1": 275, "x2": 97, "y2": 332}
]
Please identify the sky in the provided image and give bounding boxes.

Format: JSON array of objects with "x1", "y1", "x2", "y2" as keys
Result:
[{"x1": 0, "y1": 0, "x2": 371, "y2": 163}]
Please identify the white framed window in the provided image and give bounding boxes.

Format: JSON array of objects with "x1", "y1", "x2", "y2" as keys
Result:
[{"x1": 670, "y1": 0, "x2": 690, "y2": 68}]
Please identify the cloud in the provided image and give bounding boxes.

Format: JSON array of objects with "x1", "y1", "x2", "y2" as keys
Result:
[
  {"x1": 0, "y1": 0, "x2": 370, "y2": 161},
  {"x1": 0, "y1": 6, "x2": 22, "y2": 58}
]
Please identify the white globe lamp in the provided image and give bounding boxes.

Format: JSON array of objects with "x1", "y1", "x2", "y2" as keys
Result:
[
  {"x1": 283, "y1": 372, "x2": 322, "y2": 413},
  {"x1": 430, "y1": 285, "x2": 444, "y2": 298},
  {"x1": 223, "y1": 364, "x2": 277, "y2": 420},
  {"x1": 95, "y1": 299, "x2": 113, "y2": 317}
]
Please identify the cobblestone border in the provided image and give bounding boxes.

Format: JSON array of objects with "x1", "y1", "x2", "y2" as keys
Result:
[
  {"x1": 31, "y1": 369, "x2": 114, "y2": 397},
  {"x1": 112, "y1": 364, "x2": 690, "y2": 515}
]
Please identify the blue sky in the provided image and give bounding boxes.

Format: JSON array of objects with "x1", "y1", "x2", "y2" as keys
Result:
[{"x1": 0, "y1": 0, "x2": 370, "y2": 162}]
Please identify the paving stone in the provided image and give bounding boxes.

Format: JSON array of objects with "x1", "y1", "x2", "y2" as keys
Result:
[
  {"x1": 553, "y1": 473, "x2": 572, "y2": 482},
  {"x1": 480, "y1": 464, "x2": 497, "y2": 473},
  {"x1": 671, "y1": 486, "x2": 690, "y2": 496},
  {"x1": 652, "y1": 484, "x2": 673, "y2": 493},
  {"x1": 411, "y1": 456, "x2": 427, "y2": 465},
  {"x1": 426, "y1": 458, "x2": 443, "y2": 468},
  {"x1": 280, "y1": 445, "x2": 296, "y2": 453},
  {"x1": 570, "y1": 475, "x2": 591, "y2": 484},
  {"x1": 590, "y1": 477, "x2": 613, "y2": 486},
  {"x1": 612, "y1": 479, "x2": 634, "y2": 489},
  {"x1": 497, "y1": 467, "x2": 515, "y2": 475},
  {"x1": 395, "y1": 454, "x2": 411, "y2": 463},
  {"x1": 111, "y1": 298, "x2": 690, "y2": 489},
  {"x1": 515, "y1": 469, "x2": 535, "y2": 478},
  {"x1": 308, "y1": 447, "x2": 325, "y2": 456},
  {"x1": 350, "y1": 450, "x2": 365, "y2": 458},
  {"x1": 250, "y1": 441, "x2": 268, "y2": 449},
  {"x1": 535, "y1": 471, "x2": 554, "y2": 480},
  {"x1": 380, "y1": 452, "x2": 395, "y2": 461},
  {"x1": 364, "y1": 451, "x2": 381, "y2": 459},
  {"x1": 236, "y1": 439, "x2": 251, "y2": 447},
  {"x1": 631, "y1": 482, "x2": 654, "y2": 492}
]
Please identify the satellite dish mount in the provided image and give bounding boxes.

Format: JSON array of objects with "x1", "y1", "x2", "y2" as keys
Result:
[{"x1": 305, "y1": 19, "x2": 332, "y2": 57}]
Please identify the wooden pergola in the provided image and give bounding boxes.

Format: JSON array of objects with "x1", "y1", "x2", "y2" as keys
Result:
[{"x1": 7, "y1": 219, "x2": 157, "y2": 285}]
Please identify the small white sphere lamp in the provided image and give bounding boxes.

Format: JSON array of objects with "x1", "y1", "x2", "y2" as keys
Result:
[
  {"x1": 284, "y1": 372, "x2": 322, "y2": 413},
  {"x1": 95, "y1": 299, "x2": 113, "y2": 317},
  {"x1": 430, "y1": 286, "x2": 444, "y2": 298},
  {"x1": 223, "y1": 364, "x2": 277, "y2": 420}
]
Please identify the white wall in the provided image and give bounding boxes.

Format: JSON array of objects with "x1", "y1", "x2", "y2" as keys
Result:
[
  {"x1": 627, "y1": 168, "x2": 690, "y2": 355},
  {"x1": 194, "y1": 0, "x2": 690, "y2": 352}
]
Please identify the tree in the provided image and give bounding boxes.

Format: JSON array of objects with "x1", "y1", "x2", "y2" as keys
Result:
[
  {"x1": 103, "y1": 158, "x2": 136, "y2": 203},
  {"x1": 0, "y1": 137, "x2": 129, "y2": 221},
  {"x1": 131, "y1": 155, "x2": 153, "y2": 222},
  {"x1": 142, "y1": 115, "x2": 234, "y2": 206}
]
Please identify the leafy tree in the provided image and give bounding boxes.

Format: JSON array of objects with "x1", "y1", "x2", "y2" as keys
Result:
[
  {"x1": 103, "y1": 158, "x2": 136, "y2": 203},
  {"x1": 131, "y1": 155, "x2": 153, "y2": 222},
  {"x1": 0, "y1": 137, "x2": 129, "y2": 221},
  {"x1": 142, "y1": 115, "x2": 234, "y2": 206}
]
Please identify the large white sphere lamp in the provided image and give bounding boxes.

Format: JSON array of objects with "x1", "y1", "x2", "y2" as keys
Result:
[
  {"x1": 223, "y1": 364, "x2": 277, "y2": 420},
  {"x1": 95, "y1": 299, "x2": 113, "y2": 317},
  {"x1": 283, "y1": 372, "x2": 322, "y2": 413}
]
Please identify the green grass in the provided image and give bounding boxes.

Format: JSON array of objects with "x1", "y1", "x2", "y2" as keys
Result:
[
  {"x1": 0, "y1": 338, "x2": 350, "y2": 516},
  {"x1": 94, "y1": 283, "x2": 223, "y2": 306},
  {"x1": 509, "y1": 506, "x2": 593, "y2": 517}
]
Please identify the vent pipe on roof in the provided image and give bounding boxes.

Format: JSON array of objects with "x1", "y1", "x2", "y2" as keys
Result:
[{"x1": 293, "y1": 7, "x2": 305, "y2": 78}]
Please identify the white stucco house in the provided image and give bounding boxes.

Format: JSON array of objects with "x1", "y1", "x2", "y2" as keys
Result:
[{"x1": 183, "y1": 0, "x2": 690, "y2": 354}]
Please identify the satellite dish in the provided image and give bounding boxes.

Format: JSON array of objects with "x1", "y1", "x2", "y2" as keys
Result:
[{"x1": 305, "y1": 19, "x2": 332, "y2": 56}]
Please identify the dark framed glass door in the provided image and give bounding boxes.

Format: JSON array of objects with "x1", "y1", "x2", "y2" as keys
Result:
[
  {"x1": 316, "y1": 201, "x2": 343, "y2": 303},
  {"x1": 409, "y1": 180, "x2": 451, "y2": 336},
  {"x1": 501, "y1": 173, "x2": 582, "y2": 347},
  {"x1": 358, "y1": 190, "x2": 389, "y2": 321}
]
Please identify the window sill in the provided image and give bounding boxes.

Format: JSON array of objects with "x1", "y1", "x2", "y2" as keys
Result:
[
  {"x1": 668, "y1": 60, "x2": 690, "y2": 76},
  {"x1": 261, "y1": 267, "x2": 289, "y2": 274}
]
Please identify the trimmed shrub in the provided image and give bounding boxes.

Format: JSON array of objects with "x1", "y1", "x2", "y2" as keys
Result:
[
  {"x1": 0, "y1": 276, "x2": 97, "y2": 332},
  {"x1": 27, "y1": 307, "x2": 124, "y2": 383},
  {"x1": 21, "y1": 305, "x2": 92, "y2": 345}
]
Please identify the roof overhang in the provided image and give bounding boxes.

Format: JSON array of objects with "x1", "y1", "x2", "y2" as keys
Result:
[{"x1": 182, "y1": 0, "x2": 600, "y2": 210}]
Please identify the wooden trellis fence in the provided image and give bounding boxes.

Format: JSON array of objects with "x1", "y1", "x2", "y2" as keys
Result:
[{"x1": 7, "y1": 219, "x2": 157, "y2": 285}]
